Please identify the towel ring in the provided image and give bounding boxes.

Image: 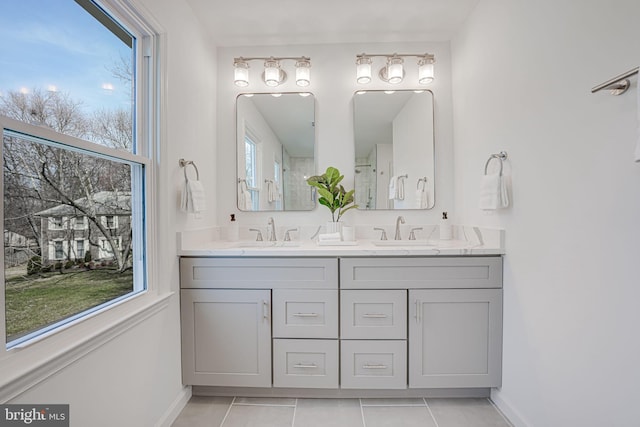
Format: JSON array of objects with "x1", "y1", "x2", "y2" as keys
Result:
[
  {"x1": 179, "y1": 159, "x2": 200, "y2": 180},
  {"x1": 484, "y1": 151, "x2": 508, "y2": 176},
  {"x1": 417, "y1": 177, "x2": 427, "y2": 189}
]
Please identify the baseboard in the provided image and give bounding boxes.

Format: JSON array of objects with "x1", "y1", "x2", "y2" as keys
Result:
[
  {"x1": 490, "y1": 389, "x2": 530, "y2": 427},
  {"x1": 192, "y1": 386, "x2": 491, "y2": 399},
  {"x1": 155, "y1": 385, "x2": 192, "y2": 427}
]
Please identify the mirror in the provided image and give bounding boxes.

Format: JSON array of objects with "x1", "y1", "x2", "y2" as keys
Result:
[
  {"x1": 354, "y1": 90, "x2": 435, "y2": 210},
  {"x1": 236, "y1": 93, "x2": 315, "y2": 211}
]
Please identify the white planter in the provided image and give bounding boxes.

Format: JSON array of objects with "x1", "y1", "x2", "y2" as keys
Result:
[{"x1": 325, "y1": 221, "x2": 343, "y2": 237}]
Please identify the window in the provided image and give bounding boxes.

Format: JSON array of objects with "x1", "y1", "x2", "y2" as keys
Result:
[
  {"x1": 54, "y1": 241, "x2": 65, "y2": 260},
  {"x1": 1, "y1": 0, "x2": 155, "y2": 350},
  {"x1": 102, "y1": 215, "x2": 119, "y2": 229},
  {"x1": 49, "y1": 217, "x2": 65, "y2": 230},
  {"x1": 244, "y1": 135, "x2": 260, "y2": 210},
  {"x1": 73, "y1": 216, "x2": 87, "y2": 230},
  {"x1": 75, "y1": 239, "x2": 86, "y2": 260}
]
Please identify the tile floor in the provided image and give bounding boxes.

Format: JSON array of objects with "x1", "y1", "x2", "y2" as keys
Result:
[{"x1": 172, "y1": 396, "x2": 513, "y2": 427}]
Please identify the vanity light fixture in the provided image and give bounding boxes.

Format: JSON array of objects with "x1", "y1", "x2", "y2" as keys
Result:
[
  {"x1": 233, "y1": 56, "x2": 312, "y2": 88},
  {"x1": 355, "y1": 53, "x2": 436, "y2": 85}
]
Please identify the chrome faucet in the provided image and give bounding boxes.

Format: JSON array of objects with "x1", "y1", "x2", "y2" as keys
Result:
[
  {"x1": 267, "y1": 217, "x2": 277, "y2": 241},
  {"x1": 394, "y1": 215, "x2": 405, "y2": 240}
]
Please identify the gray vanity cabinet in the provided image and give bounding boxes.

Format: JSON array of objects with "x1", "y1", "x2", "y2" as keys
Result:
[
  {"x1": 180, "y1": 255, "x2": 503, "y2": 391},
  {"x1": 180, "y1": 289, "x2": 271, "y2": 387},
  {"x1": 340, "y1": 256, "x2": 503, "y2": 389},
  {"x1": 180, "y1": 257, "x2": 339, "y2": 388}
]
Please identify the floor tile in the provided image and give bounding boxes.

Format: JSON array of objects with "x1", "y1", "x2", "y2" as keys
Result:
[
  {"x1": 234, "y1": 397, "x2": 297, "y2": 406},
  {"x1": 171, "y1": 396, "x2": 233, "y2": 427},
  {"x1": 221, "y1": 404, "x2": 295, "y2": 427},
  {"x1": 294, "y1": 399, "x2": 364, "y2": 427},
  {"x1": 362, "y1": 405, "x2": 438, "y2": 427},
  {"x1": 360, "y1": 398, "x2": 426, "y2": 406},
  {"x1": 426, "y1": 398, "x2": 512, "y2": 427}
]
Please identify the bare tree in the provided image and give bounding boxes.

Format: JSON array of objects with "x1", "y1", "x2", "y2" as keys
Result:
[{"x1": 2, "y1": 88, "x2": 134, "y2": 272}]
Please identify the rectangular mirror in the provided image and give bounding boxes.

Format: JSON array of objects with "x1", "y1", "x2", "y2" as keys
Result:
[
  {"x1": 236, "y1": 93, "x2": 315, "y2": 211},
  {"x1": 354, "y1": 90, "x2": 435, "y2": 210}
]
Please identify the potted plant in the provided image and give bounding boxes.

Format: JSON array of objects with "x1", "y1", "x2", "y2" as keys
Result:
[{"x1": 306, "y1": 166, "x2": 358, "y2": 232}]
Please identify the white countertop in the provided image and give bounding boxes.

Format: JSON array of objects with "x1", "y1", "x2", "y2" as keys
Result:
[{"x1": 177, "y1": 225, "x2": 505, "y2": 257}]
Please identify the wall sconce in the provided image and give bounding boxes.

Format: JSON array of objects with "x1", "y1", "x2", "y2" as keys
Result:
[
  {"x1": 233, "y1": 56, "x2": 312, "y2": 88},
  {"x1": 355, "y1": 53, "x2": 435, "y2": 85}
]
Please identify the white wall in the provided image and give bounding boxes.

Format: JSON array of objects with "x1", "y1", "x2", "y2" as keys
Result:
[
  {"x1": 8, "y1": 0, "x2": 217, "y2": 425},
  {"x1": 216, "y1": 42, "x2": 454, "y2": 230},
  {"x1": 452, "y1": 1, "x2": 640, "y2": 426}
]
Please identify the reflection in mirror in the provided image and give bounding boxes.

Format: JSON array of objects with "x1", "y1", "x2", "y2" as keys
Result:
[
  {"x1": 236, "y1": 93, "x2": 315, "y2": 211},
  {"x1": 354, "y1": 90, "x2": 435, "y2": 210}
]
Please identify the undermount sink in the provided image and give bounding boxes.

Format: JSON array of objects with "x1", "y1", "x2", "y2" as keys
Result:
[
  {"x1": 228, "y1": 241, "x2": 276, "y2": 248},
  {"x1": 372, "y1": 240, "x2": 435, "y2": 247},
  {"x1": 228, "y1": 241, "x2": 301, "y2": 248}
]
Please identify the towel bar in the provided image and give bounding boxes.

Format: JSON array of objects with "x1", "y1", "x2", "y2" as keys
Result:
[
  {"x1": 591, "y1": 66, "x2": 639, "y2": 95},
  {"x1": 179, "y1": 159, "x2": 199, "y2": 180}
]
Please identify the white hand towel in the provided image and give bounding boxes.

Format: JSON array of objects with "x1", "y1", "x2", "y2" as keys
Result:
[
  {"x1": 415, "y1": 188, "x2": 428, "y2": 208},
  {"x1": 388, "y1": 176, "x2": 398, "y2": 200},
  {"x1": 479, "y1": 173, "x2": 509, "y2": 210},
  {"x1": 416, "y1": 179, "x2": 427, "y2": 208},
  {"x1": 635, "y1": 70, "x2": 640, "y2": 162},
  {"x1": 181, "y1": 179, "x2": 206, "y2": 213},
  {"x1": 396, "y1": 176, "x2": 405, "y2": 200},
  {"x1": 240, "y1": 181, "x2": 252, "y2": 210},
  {"x1": 267, "y1": 181, "x2": 275, "y2": 203},
  {"x1": 318, "y1": 232, "x2": 342, "y2": 242}
]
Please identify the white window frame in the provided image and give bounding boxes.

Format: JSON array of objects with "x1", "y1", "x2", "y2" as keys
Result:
[
  {"x1": 101, "y1": 215, "x2": 119, "y2": 229},
  {"x1": 48, "y1": 217, "x2": 66, "y2": 231},
  {"x1": 74, "y1": 238, "x2": 88, "y2": 260},
  {"x1": 98, "y1": 236, "x2": 122, "y2": 259},
  {"x1": 73, "y1": 216, "x2": 88, "y2": 230},
  {"x1": 50, "y1": 239, "x2": 67, "y2": 261},
  {"x1": 0, "y1": 0, "x2": 167, "y2": 402}
]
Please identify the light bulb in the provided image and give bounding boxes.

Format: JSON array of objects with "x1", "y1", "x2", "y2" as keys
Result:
[
  {"x1": 264, "y1": 59, "x2": 281, "y2": 87},
  {"x1": 386, "y1": 57, "x2": 404, "y2": 84},
  {"x1": 418, "y1": 56, "x2": 435, "y2": 85},
  {"x1": 295, "y1": 58, "x2": 311, "y2": 87},
  {"x1": 234, "y1": 59, "x2": 250, "y2": 87},
  {"x1": 356, "y1": 56, "x2": 372, "y2": 84}
]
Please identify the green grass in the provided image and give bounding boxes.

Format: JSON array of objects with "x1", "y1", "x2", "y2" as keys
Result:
[{"x1": 5, "y1": 268, "x2": 133, "y2": 342}]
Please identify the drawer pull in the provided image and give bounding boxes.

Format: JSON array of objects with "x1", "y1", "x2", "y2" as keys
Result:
[
  {"x1": 362, "y1": 313, "x2": 388, "y2": 318},
  {"x1": 292, "y1": 313, "x2": 319, "y2": 317},
  {"x1": 362, "y1": 364, "x2": 388, "y2": 369},
  {"x1": 293, "y1": 363, "x2": 318, "y2": 369},
  {"x1": 263, "y1": 300, "x2": 269, "y2": 320}
]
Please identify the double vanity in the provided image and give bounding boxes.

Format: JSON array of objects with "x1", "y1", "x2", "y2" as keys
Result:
[{"x1": 178, "y1": 226, "x2": 504, "y2": 397}]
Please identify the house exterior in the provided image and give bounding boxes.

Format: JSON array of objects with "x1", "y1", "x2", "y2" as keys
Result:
[{"x1": 34, "y1": 191, "x2": 131, "y2": 265}]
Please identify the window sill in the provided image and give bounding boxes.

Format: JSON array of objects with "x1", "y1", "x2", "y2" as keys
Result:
[{"x1": 0, "y1": 291, "x2": 174, "y2": 402}]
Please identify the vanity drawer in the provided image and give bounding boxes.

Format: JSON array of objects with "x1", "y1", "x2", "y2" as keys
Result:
[
  {"x1": 340, "y1": 340, "x2": 407, "y2": 389},
  {"x1": 340, "y1": 290, "x2": 406, "y2": 339},
  {"x1": 180, "y1": 257, "x2": 338, "y2": 289},
  {"x1": 340, "y1": 256, "x2": 503, "y2": 289},
  {"x1": 273, "y1": 339, "x2": 339, "y2": 389},
  {"x1": 273, "y1": 289, "x2": 338, "y2": 339}
]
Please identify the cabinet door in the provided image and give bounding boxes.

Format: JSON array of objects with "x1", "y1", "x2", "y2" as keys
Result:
[
  {"x1": 181, "y1": 289, "x2": 271, "y2": 387},
  {"x1": 409, "y1": 289, "x2": 502, "y2": 388}
]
